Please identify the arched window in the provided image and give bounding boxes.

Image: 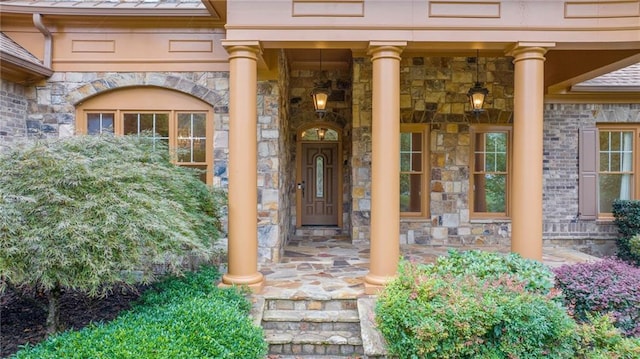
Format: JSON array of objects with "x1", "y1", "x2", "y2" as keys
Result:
[{"x1": 76, "y1": 87, "x2": 214, "y2": 184}]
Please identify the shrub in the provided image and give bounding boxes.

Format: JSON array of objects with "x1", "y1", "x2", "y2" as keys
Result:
[
  {"x1": 11, "y1": 267, "x2": 267, "y2": 359},
  {"x1": 425, "y1": 249, "x2": 555, "y2": 293},
  {"x1": 630, "y1": 234, "x2": 640, "y2": 259},
  {"x1": 612, "y1": 200, "x2": 640, "y2": 265},
  {"x1": 554, "y1": 258, "x2": 640, "y2": 337},
  {"x1": 0, "y1": 135, "x2": 225, "y2": 333},
  {"x1": 376, "y1": 252, "x2": 576, "y2": 358},
  {"x1": 575, "y1": 314, "x2": 640, "y2": 359}
]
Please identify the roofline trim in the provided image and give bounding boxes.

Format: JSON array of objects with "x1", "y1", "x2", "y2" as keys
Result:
[
  {"x1": 0, "y1": 50, "x2": 53, "y2": 78},
  {"x1": 0, "y1": 4, "x2": 214, "y2": 18}
]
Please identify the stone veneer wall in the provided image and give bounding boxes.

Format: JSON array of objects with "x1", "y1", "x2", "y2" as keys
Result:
[
  {"x1": 0, "y1": 79, "x2": 29, "y2": 150},
  {"x1": 16, "y1": 70, "x2": 286, "y2": 263},
  {"x1": 351, "y1": 55, "x2": 516, "y2": 245},
  {"x1": 542, "y1": 103, "x2": 640, "y2": 256}
]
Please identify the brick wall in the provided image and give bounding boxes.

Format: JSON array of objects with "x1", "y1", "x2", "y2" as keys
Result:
[
  {"x1": 542, "y1": 103, "x2": 640, "y2": 255},
  {"x1": 0, "y1": 79, "x2": 29, "y2": 150}
]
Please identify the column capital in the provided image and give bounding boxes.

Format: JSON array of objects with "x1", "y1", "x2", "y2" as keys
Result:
[
  {"x1": 367, "y1": 41, "x2": 406, "y2": 60},
  {"x1": 222, "y1": 40, "x2": 262, "y2": 59},
  {"x1": 506, "y1": 42, "x2": 555, "y2": 61}
]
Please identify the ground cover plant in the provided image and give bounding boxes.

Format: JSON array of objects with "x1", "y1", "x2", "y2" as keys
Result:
[
  {"x1": 0, "y1": 135, "x2": 225, "y2": 334},
  {"x1": 376, "y1": 250, "x2": 640, "y2": 358},
  {"x1": 10, "y1": 266, "x2": 267, "y2": 359},
  {"x1": 554, "y1": 258, "x2": 640, "y2": 337}
]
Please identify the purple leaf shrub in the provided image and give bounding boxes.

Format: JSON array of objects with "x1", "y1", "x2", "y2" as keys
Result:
[{"x1": 554, "y1": 258, "x2": 640, "y2": 337}]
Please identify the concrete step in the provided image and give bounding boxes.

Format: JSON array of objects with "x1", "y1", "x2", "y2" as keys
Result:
[
  {"x1": 266, "y1": 298, "x2": 358, "y2": 311},
  {"x1": 294, "y1": 227, "x2": 346, "y2": 237},
  {"x1": 265, "y1": 330, "x2": 363, "y2": 356},
  {"x1": 262, "y1": 298, "x2": 364, "y2": 357}
]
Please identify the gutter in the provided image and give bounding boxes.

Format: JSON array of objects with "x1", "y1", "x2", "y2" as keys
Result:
[{"x1": 32, "y1": 13, "x2": 52, "y2": 69}]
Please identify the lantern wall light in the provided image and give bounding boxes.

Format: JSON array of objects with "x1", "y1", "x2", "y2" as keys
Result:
[
  {"x1": 311, "y1": 49, "x2": 330, "y2": 118},
  {"x1": 467, "y1": 49, "x2": 489, "y2": 114}
]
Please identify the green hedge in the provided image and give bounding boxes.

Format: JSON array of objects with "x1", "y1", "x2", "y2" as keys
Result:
[
  {"x1": 612, "y1": 200, "x2": 640, "y2": 265},
  {"x1": 11, "y1": 267, "x2": 267, "y2": 359}
]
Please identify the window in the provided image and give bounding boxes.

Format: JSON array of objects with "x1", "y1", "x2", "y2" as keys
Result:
[
  {"x1": 580, "y1": 125, "x2": 640, "y2": 218},
  {"x1": 76, "y1": 87, "x2": 213, "y2": 184},
  {"x1": 400, "y1": 124, "x2": 429, "y2": 217},
  {"x1": 470, "y1": 126, "x2": 511, "y2": 218}
]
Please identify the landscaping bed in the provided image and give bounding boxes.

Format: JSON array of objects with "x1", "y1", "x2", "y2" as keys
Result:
[
  {"x1": 3, "y1": 267, "x2": 267, "y2": 359},
  {"x1": 1, "y1": 284, "x2": 146, "y2": 358}
]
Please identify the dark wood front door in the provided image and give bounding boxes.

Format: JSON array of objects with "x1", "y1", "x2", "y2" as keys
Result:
[{"x1": 301, "y1": 143, "x2": 339, "y2": 225}]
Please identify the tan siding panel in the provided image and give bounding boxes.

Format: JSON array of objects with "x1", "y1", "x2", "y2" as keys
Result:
[
  {"x1": 292, "y1": 0, "x2": 364, "y2": 17},
  {"x1": 565, "y1": 1, "x2": 640, "y2": 18},
  {"x1": 168, "y1": 40, "x2": 213, "y2": 53},
  {"x1": 71, "y1": 40, "x2": 115, "y2": 53},
  {"x1": 429, "y1": 1, "x2": 501, "y2": 18}
]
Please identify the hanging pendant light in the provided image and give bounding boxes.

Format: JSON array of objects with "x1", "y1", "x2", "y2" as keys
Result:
[
  {"x1": 311, "y1": 49, "x2": 330, "y2": 118},
  {"x1": 467, "y1": 49, "x2": 489, "y2": 114}
]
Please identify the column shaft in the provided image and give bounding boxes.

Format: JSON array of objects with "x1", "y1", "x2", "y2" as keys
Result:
[
  {"x1": 510, "y1": 46, "x2": 548, "y2": 261},
  {"x1": 365, "y1": 43, "x2": 405, "y2": 294},
  {"x1": 221, "y1": 43, "x2": 264, "y2": 291}
]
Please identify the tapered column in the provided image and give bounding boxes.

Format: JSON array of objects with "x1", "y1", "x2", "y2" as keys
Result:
[
  {"x1": 365, "y1": 42, "x2": 405, "y2": 294},
  {"x1": 220, "y1": 41, "x2": 264, "y2": 291},
  {"x1": 508, "y1": 43, "x2": 554, "y2": 261}
]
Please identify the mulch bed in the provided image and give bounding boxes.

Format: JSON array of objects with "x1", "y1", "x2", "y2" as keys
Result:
[{"x1": 1, "y1": 285, "x2": 148, "y2": 358}]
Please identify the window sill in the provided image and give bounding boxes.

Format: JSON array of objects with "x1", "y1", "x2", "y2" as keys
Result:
[{"x1": 469, "y1": 218, "x2": 511, "y2": 224}]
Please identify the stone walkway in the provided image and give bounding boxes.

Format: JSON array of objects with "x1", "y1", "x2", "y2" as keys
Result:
[{"x1": 257, "y1": 235, "x2": 600, "y2": 300}]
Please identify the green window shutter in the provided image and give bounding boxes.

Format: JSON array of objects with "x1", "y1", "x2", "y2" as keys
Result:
[{"x1": 579, "y1": 127, "x2": 598, "y2": 220}]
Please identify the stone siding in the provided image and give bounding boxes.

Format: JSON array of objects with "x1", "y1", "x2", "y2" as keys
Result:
[
  {"x1": 11, "y1": 70, "x2": 287, "y2": 264},
  {"x1": 351, "y1": 55, "x2": 515, "y2": 246},
  {"x1": 0, "y1": 79, "x2": 29, "y2": 150}
]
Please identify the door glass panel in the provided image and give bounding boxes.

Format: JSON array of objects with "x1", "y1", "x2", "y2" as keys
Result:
[{"x1": 316, "y1": 156, "x2": 324, "y2": 198}]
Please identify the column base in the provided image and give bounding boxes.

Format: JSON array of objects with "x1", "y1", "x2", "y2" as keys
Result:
[
  {"x1": 363, "y1": 273, "x2": 394, "y2": 295},
  {"x1": 219, "y1": 272, "x2": 265, "y2": 293},
  {"x1": 511, "y1": 243, "x2": 543, "y2": 262}
]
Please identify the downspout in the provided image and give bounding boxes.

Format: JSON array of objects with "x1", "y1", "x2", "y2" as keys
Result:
[{"x1": 32, "y1": 13, "x2": 52, "y2": 68}]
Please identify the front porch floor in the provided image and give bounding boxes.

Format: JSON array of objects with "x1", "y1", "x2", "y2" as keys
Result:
[{"x1": 256, "y1": 236, "x2": 599, "y2": 300}]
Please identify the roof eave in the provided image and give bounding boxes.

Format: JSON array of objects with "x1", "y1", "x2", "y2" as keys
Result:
[
  {"x1": 0, "y1": 4, "x2": 213, "y2": 18},
  {"x1": 0, "y1": 50, "x2": 53, "y2": 83}
]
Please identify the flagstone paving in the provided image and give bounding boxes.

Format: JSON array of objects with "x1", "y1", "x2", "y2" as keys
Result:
[{"x1": 257, "y1": 235, "x2": 601, "y2": 300}]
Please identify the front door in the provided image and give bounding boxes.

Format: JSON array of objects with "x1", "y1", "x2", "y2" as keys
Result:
[{"x1": 300, "y1": 143, "x2": 339, "y2": 225}]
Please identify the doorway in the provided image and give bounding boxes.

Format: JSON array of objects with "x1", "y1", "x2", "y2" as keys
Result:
[{"x1": 296, "y1": 125, "x2": 343, "y2": 227}]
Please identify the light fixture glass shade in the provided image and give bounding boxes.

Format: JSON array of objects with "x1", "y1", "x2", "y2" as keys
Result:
[
  {"x1": 317, "y1": 127, "x2": 327, "y2": 140},
  {"x1": 311, "y1": 88, "x2": 330, "y2": 116},
  {"x1": 467, "y1": 82, "x2": 489, "y2": 112}
]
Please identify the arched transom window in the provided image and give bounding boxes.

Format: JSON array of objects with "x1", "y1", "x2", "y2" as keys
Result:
[{"x1": 75, "y1": 87, "x2": 213, "y2": 184}]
